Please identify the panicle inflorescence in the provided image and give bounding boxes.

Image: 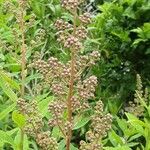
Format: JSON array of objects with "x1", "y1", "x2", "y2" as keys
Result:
[
  {"x1": 75, "y1": 26, "x2": 88, "y2": 39},
  {"x1": 17, "y1": 98, "x2": 59, "y2": 149},
  {"x1": 79, "y1": 12, "x2": 92, "y2": 24},
  {"x1": 36, "y1": 131, "x2": 58, "y2": 150},
  {"x1": 48, "y1": 101, "x2": 66, "y2": 128},
  {"x1": 55, "y1": 19, "x2": 72, "y2": 30},
  {"x1": 80, "y1": 100, "x2": 112, "y2": 150},
  {"x1": 64, "y1": 35, "x2": 82, "y2": 50},
  {"x1": 61, "y1": 0, "x2": 80, "y2": 10},
  {"x1": 27, "y1": 0, "x2": 105, "y2": 149},
  {"x1": 77, "y1": 76, "x2": 98, "y2": 100},
  {"x1": 17, "y1": 98, "x2": 28, "y2": 114},
  {"x1": 125, "y1": 74, "x2": 149, "y2": 117},
  {"x1": 17, "y1": 99, "x2": 43, "y2": 136}
]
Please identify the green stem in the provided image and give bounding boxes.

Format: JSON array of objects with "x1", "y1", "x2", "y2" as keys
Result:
[
  {"x1": 19, "y1": 128, "x2": 24, "y2": 150},
  {"x1": 19, "y1": 1, "x2": 26, "y2": 150}
]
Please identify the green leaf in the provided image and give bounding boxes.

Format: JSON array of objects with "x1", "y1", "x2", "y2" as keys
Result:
[
  {"x1": 52, "y1": 127, "x2": 63, "y2": 139},
  {"x1": 25, "y1": 73, "x2": 42, "y2": 84},
  {"x1": 38, "y1": 96, "x2": 54, "y2": 116},
  {"x1": 126, "y1": 113, "x2": 145, "y2": 127},
  {"x1": 0, "y1": 70, "x2": 20, "y2": 90},
  {"x1": 58, "y1": 139, "x2": 65, "y2": 150},
  {"x1": 126, "y1": 113, "x2": 145, "y2": 134},
  {"x1": 0, "y1": 130, "x2": 14, "y2": 147},
  {"x1": 6, "y1": 128, "x2": 19, "y2": 136},
  {"x1": 0, "y1": 74, "x2": 18, "y2": 102},
  {"x1": 12, "y1": 111, "x2": 26, "y2": 128},
  {"x1": 128, "y1": 133, "x2": 141, "y2": 142},
  {"x1": 109, "y1": 130, "x2": 124, "y2": 146},
  {"x1": 23, "y1": 134, "x2": 29, "y2": 150},
  {"x1": 73, "y1": 116, "x2": 90, "y2": 130},
  {"x1": 70, "y1": 144, "x2": 78, "y2": 150},
  {"x1": 0, "y1": 103, "x2": 16, "y2": 120},
  {"x1": 127, "y1": 142, "x2": 139, "y2": 147},
  {"x1": 14, "y1": 130, "x2": 29, "y2": 150},
  {"x1": 104, "y1": 146, "x2": 131, "y2": 150}
]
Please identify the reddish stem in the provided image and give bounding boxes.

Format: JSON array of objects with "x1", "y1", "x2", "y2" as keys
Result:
[{"x1": 66, "y1": 10, "x2": 77, "y2": 150}]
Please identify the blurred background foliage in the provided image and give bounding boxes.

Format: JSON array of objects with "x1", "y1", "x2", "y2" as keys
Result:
[
  {"x1": 0, "y1": 0, "x2": 150, "y2": 149},
  {"x1": 91, "y1": 0, "x2": 150, "y2": 114}
]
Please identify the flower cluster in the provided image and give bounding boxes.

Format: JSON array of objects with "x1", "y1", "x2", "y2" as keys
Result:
[
  {"x1": 48, "y1": 101, "x2": 66, "y2": 127},
  {"x1": 36, "y1": 132, "x2": 58, "y2": 150},
  {"x1": 55, "y1": 19, "x2": 72, "y2": 30},
  {"x1": 77, "y1": 76, "x2": 97, "y2": 100},
  {"x1": 80, "y1": 100, "x2": 112, "y2": 150},
  {"x1": 79, "y1": 12, "x2": 91, "y2": 24},
  {"x1": 64, "y1": 36, "x2": 82, "y2": 50},
  {"x1": 75, "y1": 26, "x2": 88, "y2": 39},
  {"x1": 125, "y1": 74, "x2": 149, "y2": 117},
  {"x1": 17, "y1": 98, "x2": 58, "y2": 149},
  {"x1": 28, "y1": 0, "x2": 103, "y2": 149},
  {"x1": 17, "y1": 99, "x2": 43, "y2": 136},
  {"x1": 61, "y1": 0, "x2": 80, "y2": 10}
]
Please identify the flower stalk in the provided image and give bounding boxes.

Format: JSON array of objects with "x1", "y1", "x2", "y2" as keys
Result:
[
  {"x1": 19, "y1": 0, "x2": 26, "y2": 98},
  {"x1": 17, "y1": 0, "x2": 112, "y2": 150},
  {"x1": 18, "y1": 0, "x2": 27, "y2": 149},
  {"x1": 66, "y1": 10, "x2": 77, "y2": 150}
]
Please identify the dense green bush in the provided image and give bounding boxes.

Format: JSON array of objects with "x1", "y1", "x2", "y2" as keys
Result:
[{"x1": 92, "y1": 0, "x2": 150, "y2": 106}]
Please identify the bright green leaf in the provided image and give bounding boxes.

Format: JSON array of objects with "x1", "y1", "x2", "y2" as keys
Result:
[{"x1": 12, "y1": 111, "x2": 26, "y2": 128}]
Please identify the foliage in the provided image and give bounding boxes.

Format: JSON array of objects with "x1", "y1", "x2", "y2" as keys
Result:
[
  {"x1": 0, "y1": 0, "x2": 150, "y2": 150},
  {"x1": 92, "y1": 0, "x2": 150, "y2": 105}
]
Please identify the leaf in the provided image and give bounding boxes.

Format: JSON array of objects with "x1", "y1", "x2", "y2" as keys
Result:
[
  {"x1": 70, "y1": 144, "x2": 78, "y2": 150},
  {"x1": 126, "y1": 113, "x2": 145, "y2": 127},
  {"x1": 123, "y1": 7, "x2": 136, "y2": 19},
  {"x1": 126, "y1": 113, "x2": 145, "y2": 134},
  {"x1": 0, "y1": 70, "x2": 20, "y2": 90},
  {"x1": 6, "y1": 128, "x2": 19, "y2": 136},
  {"x1": 128, "y1": 133, "x2": 141, "y2": 142},
  {"x1": 58, "y1": 140, "x2": 65, "y2": 150},
  {"x1": 116, "y1": 117, "x2": 127, "y2": 131},
  {"x1": 0, "y1": 74, "x2": 18, "y2": 102},
  {"x1": 12, "y1": 111, "x2": 26, "y2": 128},
  {"x1": 109, "y1": 130, "x2": 124, "y2": 146},
  {"x1": 127, "y1": 142, "x2": 139, "y2": 147},
  {"x1": 104, "y1": 146, "x2": 131, "y2": 150},
  {"x1": 38, "y1": 96, "x2": 54, "y2": 116},
  {"x1": 0, "y1": 103, "x2": 16, "y2": 120},
  {"x1": 52, "y1": 127, "x2": 63, "y2": 139},
  {"x1": 25, "y1": 73, "x2": 42, "y2": 84},
  {"x1": 73, "y1": 116, "x2": 90, "y2": 130},
  {"x1": 23, "y1": 134, "x2": 29, "y2": 150},
  {"x1": 0, "y1": 130, "x2": 14, "y2": 147},
  {"x1": 145, "y1": 48, "x2": 150, "y2": 54},
  {"x1": 14, "y1": 130, "x2": 29, "y2": 150}
]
